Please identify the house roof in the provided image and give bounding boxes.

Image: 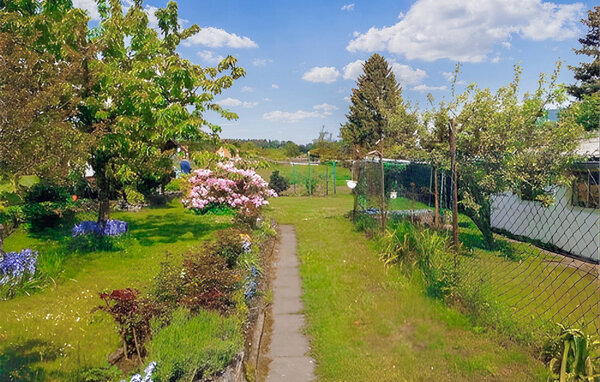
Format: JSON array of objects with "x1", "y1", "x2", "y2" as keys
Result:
[{"x1": 576, "y1": 135, "x2": 599, "y2": 158}]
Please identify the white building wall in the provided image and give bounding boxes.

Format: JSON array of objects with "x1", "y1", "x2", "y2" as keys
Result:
[{"x1": 490, "y1": 186, "x2": 599, "y2": 262}]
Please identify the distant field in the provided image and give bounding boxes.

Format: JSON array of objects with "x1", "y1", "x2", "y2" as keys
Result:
[{"x1": 257, "y1": 162, "x2": 352, "y2": 195}]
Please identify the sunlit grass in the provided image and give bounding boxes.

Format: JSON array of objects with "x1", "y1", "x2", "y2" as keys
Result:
[
  {"x1": 0, "y1": 201, "x2": 231, "y2": 381},
  {"x1": 267, "y1": 195, "x2": 548, "y2": 381}
]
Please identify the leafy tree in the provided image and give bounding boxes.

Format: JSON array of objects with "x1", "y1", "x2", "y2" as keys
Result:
[
  {"x1": 283, "y1": 141, "x2": 301, "y2": 158},
  {"x1": 567, "y1": 6, "x2": 599, "y2": 100},
  {"x1": 80, "y1": 0, "x2": 244, "y2": 223},
  {"x1": 455, "y1": 64, "x2": 583, "y2": 248},
  {"x1": 568, "y1": 93, "x2": 600, "y2": 131},
  {"x1": 341, "y1": 53, "x2": 401, "y2": 157},
  {"x1": 0, "y1": 1, "x2": 90, "y2": 184}
]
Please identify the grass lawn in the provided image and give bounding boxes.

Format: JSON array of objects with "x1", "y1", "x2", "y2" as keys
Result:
[
  {"x1": 257, "y1": 163, "x2": 352, "y2": 195},
  {"x1": 0, "y1": 202, "x2": 231, "y2": 381},
  {"x1": 267, "y1": 195, "x2": 548, "y2": 381}
]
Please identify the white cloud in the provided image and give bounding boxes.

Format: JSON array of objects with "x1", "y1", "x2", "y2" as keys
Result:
[
  {"x1": 302, "y1": 66, "x2": 340, "y2": 84},
  {"x1": 343, "y1": 59, "x2": 426, "y2": 86},
  {"x1": 241, "y1": 86, "x2": 254, "y2": 93},
  {"x1": 343, "y1": 60, "x2": 364, "y2": 80},
  {"x1": 197, "y1": 50, "x2": 224, "y2": 65},
  {"x1": 501, "y1": 41, "x2": 512, "y2": 49},
  {"x1": 263, "y1": 103, "x2": 337, "y2": 123},
  {"x1": 272, "y1": 84, "x2": 279, "y2": 89},
  {"x1": 341, "y1": 3, "x2": 355, "y2": 11},
  {"x1": 390, "y1": 62, "x2": 427, "y2": 86},
  {"x1": 344, "y1": 96, "x2": 351, "y2": 102},
  {"x1": 263, "y1": 98, "x2": 272, "y2": 102},
  {"x1": 347, "y1": 0, "x2": 584, "y2": 62},
  {"x1": 442, "y1": 71, "x2": 466, "y2": 85},
  {"x1": 313, "y1": 103, "x2": 339, "y2": 114},
  {"x1": 263, "y1": 110, "x2": 322, "y2": 123},
  {"x1": 184, "y1": 27, "x2": 258, "y2": 48},
  {"x1": 491, "y1": 56, "x2": 501, "y2": 63},
  {"x1": 216, "y1": 97, "x2": 258, "y2": 108},
  {"x1": 412, "y1": 84, "x2": 447, "y2": 92},
  {"x1": 252, "y1": 58, "x2": 273, "y2": 66},
  {"x1": 72, "y1": 0, "x2": 100, "y2": 20}
]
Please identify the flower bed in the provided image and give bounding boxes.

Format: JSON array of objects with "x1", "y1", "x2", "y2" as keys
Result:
[
  {"x1": 72, "y1": 220, "x2": 128, "y2": 237},
  {"x1": 0, "y1": 248, "x2": 38, "y2": 286}
]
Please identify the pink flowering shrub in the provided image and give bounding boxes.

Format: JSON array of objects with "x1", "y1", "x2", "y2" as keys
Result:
[{"x1": 183, "y1": 163, "x2": 277, "y2": 222}]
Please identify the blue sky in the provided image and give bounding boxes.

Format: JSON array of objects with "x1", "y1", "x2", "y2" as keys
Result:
[{"x1": 74, "y1": 0, "x2": 596, "y2": 144}]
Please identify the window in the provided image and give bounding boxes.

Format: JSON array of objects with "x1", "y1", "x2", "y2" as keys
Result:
[{"x1": 572, "y1": 167, "x2": 600, "y2": 209}]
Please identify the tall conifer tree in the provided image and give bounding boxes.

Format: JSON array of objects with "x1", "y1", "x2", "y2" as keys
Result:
[
  {"x1": 567, "y1": 6, "x2": 599, "y2": 99},
  {"x1": 341, "y1": 53, "x2": 400, "y2": 156}
]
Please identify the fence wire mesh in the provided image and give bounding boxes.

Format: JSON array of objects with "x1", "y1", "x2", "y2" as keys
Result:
[{"x1": 354, "y1": 149, "x2": 600, "y2": 341}]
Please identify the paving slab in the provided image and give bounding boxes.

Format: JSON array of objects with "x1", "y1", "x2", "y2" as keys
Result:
[{"x1": 264, "y1": 225, "x2": 316, "y2": 382}]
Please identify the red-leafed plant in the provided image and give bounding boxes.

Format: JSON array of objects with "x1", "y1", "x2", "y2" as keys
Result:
[{"x1": 94, "y1": 288, "x2": 157, "y2": 363}]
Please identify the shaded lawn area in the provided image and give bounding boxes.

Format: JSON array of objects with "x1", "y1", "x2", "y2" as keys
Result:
[
  {"x1": 0, "y1": 202, "x2": 231, "y2": 381},
  {"x1": 267, "y1": 195, "x2": 547, "y2": 381}
]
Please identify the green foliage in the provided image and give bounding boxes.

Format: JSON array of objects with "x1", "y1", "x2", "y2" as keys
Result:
[
  {"x1": 380, "y1": 219, "x2": 458, "y2": 299},
  {"x1": 341, "y1": 53, "x2": 401, "y2": 156},
  {"x1": 284, "y1": 141, "x2": 301, "y2": 157},
  {"x1": 268, "y1": 170, "x2": 288, "y2": 194},
  {"x1": 149, "y1": 308, "x2": 243, "y2": 382},
  {"x1": 305, "y1": 176, "x2": 319, "y2": 195},
  {"x1": 165, "y1": 177, "x2": 186, "y2": 192},
  {"x1": 567, "y1": 6, "x2": 600, "y2": 100},
  {"x1": 124, "y1": 186, "x2": 146, "y2": 205},
  {"x1": 546, "y1": 324, "x2": 600, "y2": 381},
  {"x1": 567, "y1": 93, "x2": 600, "y2": 131},
  {"x1": 78, "y1": 365, "x2": 123, "y2": 382},
  {"x1": 22, "y1": 181, "x2": 76, "y2": 230},
  {"x1": 208, "y1": 228, "x2": 251, "y2": 268}
]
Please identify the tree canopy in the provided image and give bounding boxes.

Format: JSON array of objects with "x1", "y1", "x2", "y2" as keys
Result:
[{"x1": 567, "y1": 6, "x2": 599, "y2": 100}]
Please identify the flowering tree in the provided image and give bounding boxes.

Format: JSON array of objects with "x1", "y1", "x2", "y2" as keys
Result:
[{"x1": 183, "y1": 163, "x2": 276, "y2": 223}]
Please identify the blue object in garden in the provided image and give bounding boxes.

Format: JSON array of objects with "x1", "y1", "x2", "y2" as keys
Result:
[
  {"x1": 0, "y1": 249, "x2": 38, "y2": 286},
  {"x1": 180, "y1": 160, "x2": 191, "y2": 174},
  {"x1": 125, "y1": 361, "x2": 156, "y2": 382},
  {"x1": 72, "y1": 220, "x2": 128, "y2": 237}
]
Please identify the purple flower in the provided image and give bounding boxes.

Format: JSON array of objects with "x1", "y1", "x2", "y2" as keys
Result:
[
  {"x1": 0, "y1": 249, "x2": 38, "y2": 286},
  {"x1": 72, "y1": 220, "x2": 128, "y2": 237}
]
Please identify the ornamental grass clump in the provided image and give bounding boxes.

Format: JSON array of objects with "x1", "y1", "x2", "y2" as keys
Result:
[{"x1": 0, "y1": 248, "x2": 38, "y2": 286}]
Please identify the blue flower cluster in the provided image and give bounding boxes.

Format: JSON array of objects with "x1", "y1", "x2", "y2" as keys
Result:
[
  {"x1": 0, "y1": 249, "x2": 38, "y2": 286},
  {"x1": 121, "y1": 361, "x2": 156, "y2": 382},
  {"x1": 244, "y1": 266, "x2": 260, "y2": 300},
  {"x1": 125, "y1": 361, "x2": 156, "y2": 382},
  {"x1": 72, "y1": 220, "x2": 128, "y2": 237}
]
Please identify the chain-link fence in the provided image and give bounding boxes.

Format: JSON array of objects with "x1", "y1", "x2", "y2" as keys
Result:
[{"x1": 353, "y1": 150, "x2": 600, "y2": 341}]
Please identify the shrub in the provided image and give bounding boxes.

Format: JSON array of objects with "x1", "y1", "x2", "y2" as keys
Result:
[
  {"x1": 207, "y1": 228, "x2": 252, "y2": 268},
  {"x1": 182, "y1": 162, "x2": 277, "y2": 222},
  {"x1": 269, "y1": 170, "x2": 288, "y2": 193},
  {"x1": 149, "y1": 308, "x2": 243, "y2": 382},
  {"x1": 22, "y1": 181, "x2": 75, "y2": 230},
  {"x1": 93, "y1": 289, "x2": 158, "y2": 360},
  {"x1": 78, "y1": 365, "x2": 123, "y2": 382},
  {"x1": 180, "y1": 250, "x2": 241, "y2": 313},
  {"x1": 165, "y1": 178, "x2": 186, "y2": 192},
  {"x1": 304, "y1": 176, "x2": 318, "y2": 195}
]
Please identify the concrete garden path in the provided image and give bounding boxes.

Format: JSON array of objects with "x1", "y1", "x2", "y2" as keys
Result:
[{"x1": 264, "y1": 225, "x2": 315, "y2": 381}]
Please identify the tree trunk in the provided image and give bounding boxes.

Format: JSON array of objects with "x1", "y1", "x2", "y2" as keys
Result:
[
  {"x1": 466, "y1": 201, "x2": 495, "y2": 249},
  {"x1": 94, "y1": 161, "x2": 111, "y2": 224},
  {"x1": 449, "y1": 121, "x2": 459, "y2": 249},
  {"x1": 433, "y1": 167, "x2": 440, "y2": 228}
]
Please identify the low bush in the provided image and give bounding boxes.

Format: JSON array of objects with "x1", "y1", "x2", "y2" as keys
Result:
[
  {"x1": 22, "y1": 181, "x2": 76, "y2": 230},
  {"x1": 269, "y1": 170, "x2": 289, "y2": 193},
  {"x1": 180, "y1": 250, "x2": 241, "y2": 313},
  {"x1": 149, "y1": 308, "x2": 243, "y2": 382},
  {"x1": 208, "y1": 228, "x2": 252, "y2": 268}
]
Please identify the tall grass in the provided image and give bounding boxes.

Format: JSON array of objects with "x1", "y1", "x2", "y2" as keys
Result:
[{"x1": 148, "y1": 308, "x2": 243, "y2": 381}]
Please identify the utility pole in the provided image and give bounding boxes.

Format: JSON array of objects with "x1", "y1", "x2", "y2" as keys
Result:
[{"x1": 449, "y1": 120, "x2": 459, "y2": 249}]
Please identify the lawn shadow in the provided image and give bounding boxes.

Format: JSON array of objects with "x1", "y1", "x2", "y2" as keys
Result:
[
  {"x1": 130, "y1": 212, "x2": 231, "y2": 246},
  {"x1": 0, "y1": 339, "x2": 61, "y2": 381}
]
